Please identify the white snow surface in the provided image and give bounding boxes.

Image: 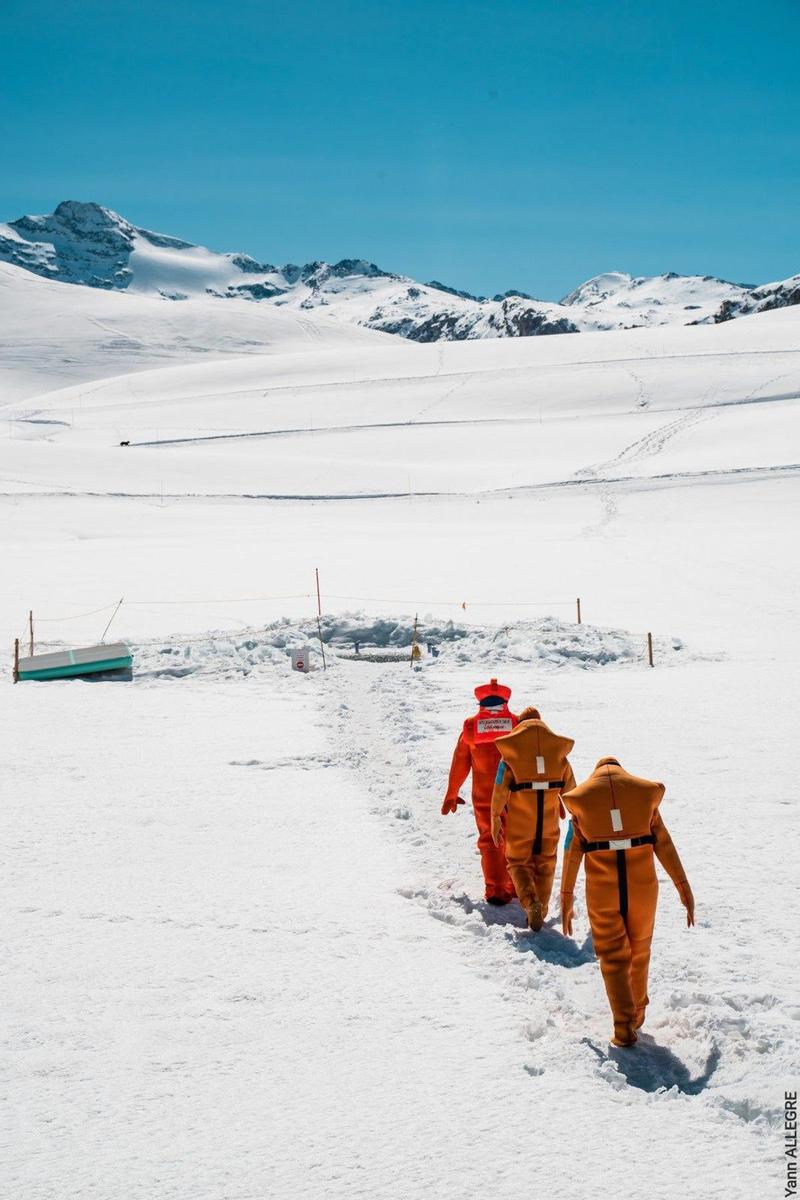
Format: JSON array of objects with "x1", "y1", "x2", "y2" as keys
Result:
[
  {"x1": 0, "y1": 261, "x2": 389, "y2": 403},
  {"x1": 0, "y1": 272, "x2": 798, "y2": 1198}
]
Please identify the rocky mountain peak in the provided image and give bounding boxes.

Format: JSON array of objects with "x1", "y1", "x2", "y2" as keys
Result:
[
  {"x1": 12, "y1": 200, "x2": 135, "y2": 246},
  {"x1": 560, "y1": 272, "x2": 632, "y2": 306},
  {"x1": 0, "y1": 200, "x2": 796, "y2": 340}
]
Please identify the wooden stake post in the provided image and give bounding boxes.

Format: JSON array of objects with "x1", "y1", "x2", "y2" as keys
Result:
[
  {"x1": 100, "y1": 598, "x2": 124, "y2": 644},
  {"x1": 410, "y1": 614, "x2": 419, "y2": 666},
  {"x1": 13, "y1": 638, "x2": 19, "y2": 684},
  {"x1": 647, "y1": 632, "x2": 654, "y2": 668},
  {"x1": 29, "y1": 610, "x2": 34, "y2": 657},
  {"x1": 315, "y1": 568, "x2": 327, "y2": 671},
  {"x1": 576, "y1": 598, "x2": 582, "y2": 624}
]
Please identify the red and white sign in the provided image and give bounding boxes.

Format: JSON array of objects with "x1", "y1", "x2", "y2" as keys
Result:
[{"x1": 474, "y1": 713, "x2": 513, "y2": 742}]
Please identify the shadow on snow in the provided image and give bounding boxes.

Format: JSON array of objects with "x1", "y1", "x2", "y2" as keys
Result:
[
  {"x1": 515, "y1": 924, "x2": 596, "y2": 969},
  {"x1": 454, "y1": 896, "x2": 596, "y2": 968},
  {"x1": 583, "y1": 1034, "x2": 721, "y2": 1095}
]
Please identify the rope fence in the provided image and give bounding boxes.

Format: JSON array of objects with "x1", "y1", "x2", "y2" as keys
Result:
[
  {"x1": 34, "y1": 602, "x2": 122, "y2": 622},
  {"x1": 6, "y1": 572, "x2": 667, "y2": 681}
]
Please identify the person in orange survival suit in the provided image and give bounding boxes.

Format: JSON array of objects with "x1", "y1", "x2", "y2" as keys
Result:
[
  {"x1": 490, "y1": 709, "x2": 575, "y2": 931},
  {"x1": 560, "y1": 757, "x2": 695, "y2": 1047},
  {"x1": 442, "y1": 679, "x2": 519, "y2": 905}
]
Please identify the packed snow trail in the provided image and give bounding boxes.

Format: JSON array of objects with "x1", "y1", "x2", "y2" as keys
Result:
[{"x1": 323, "y1": 650, "x2": 795, "y2": 1135}]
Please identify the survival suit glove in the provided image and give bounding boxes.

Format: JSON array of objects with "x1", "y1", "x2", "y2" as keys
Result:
[
  {"x1": 677, "y1": 880, "x2": 695, "y2": 927},
  {"x1": 561, "y1": 893, "x2": 575, "y2": 937}
]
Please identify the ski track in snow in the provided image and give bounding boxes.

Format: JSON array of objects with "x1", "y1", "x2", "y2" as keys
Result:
[
  {"x1": 2, "y1": 460, "x2": 798, "y2": 503},
  {"x1": 580, "y1": 406, "x2": 717, "y2": 478},
  {"x1": 86, "y1": 386, "x2": 798, "y2": 450}
]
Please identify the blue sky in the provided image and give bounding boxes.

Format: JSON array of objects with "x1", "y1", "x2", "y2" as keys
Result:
[{"x1": 2, "y1": 0, "x2": 797, "y2": 299}]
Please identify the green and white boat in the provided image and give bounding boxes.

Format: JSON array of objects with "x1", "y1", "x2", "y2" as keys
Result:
[{"x1": 17, "y1": 642, "x2": 133, "y2": 681}]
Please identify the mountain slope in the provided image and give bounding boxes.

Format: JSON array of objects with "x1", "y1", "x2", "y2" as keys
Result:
[
  {"x1": 0, "y1": 259, "x2": 394, "y2": 403},
  {"x1": 1, "y1": 200, "x2": 797, "y2": 342},
  {"x1": 5, "y1": 300, "x2": 798, "y2": 500}
]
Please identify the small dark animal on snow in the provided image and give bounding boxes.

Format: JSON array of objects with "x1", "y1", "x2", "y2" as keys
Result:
[{"x1": 119, "y1": 441, "x2": 130, "y2": 446}]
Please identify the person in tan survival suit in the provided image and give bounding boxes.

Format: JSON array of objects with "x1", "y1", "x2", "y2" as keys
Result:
[
  {"x1": 560, "y1": 757, "x2": 695, "y2": 1047},
  {"x1": 442, "y1": 679, "x2": 519, "y2": 905},
  {"x1": 490, "y1": 708, "x2": 576, "y2": 930}
]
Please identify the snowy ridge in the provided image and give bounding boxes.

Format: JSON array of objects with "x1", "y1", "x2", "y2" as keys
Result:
[{"x1": 1, "y1": 200, "x2": 797, "y2": 342}]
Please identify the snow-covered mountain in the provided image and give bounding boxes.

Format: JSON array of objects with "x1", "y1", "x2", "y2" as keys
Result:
[{"x1": 1, "y1": 200, "x2": 797, "y2": 341}]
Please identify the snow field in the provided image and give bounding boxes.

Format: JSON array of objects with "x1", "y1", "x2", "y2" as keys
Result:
[
  {"x1": 3, "y1": 302, "x2": 798, "y2": 509},
  {"x1": 1, "y1": 620, "x2": 792, "y2": 1198},
  {"x1": 1, "y1": 264, "x2": 798, "y2": 1198},
  {"x1": 0, "y1": 261, "x2": 389, "y2": 404},
  {"x1": 0, "y1": 470, "x2": 793, "y2": 655}
]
